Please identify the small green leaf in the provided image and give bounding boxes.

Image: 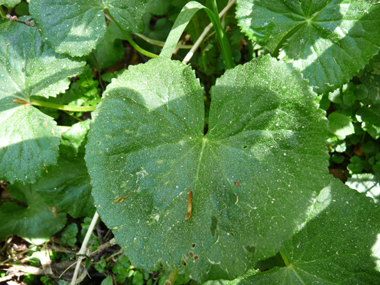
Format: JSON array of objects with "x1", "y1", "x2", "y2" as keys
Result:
[
  {"x1": 101, "y1": 275, "x2": 113, "y2": 285},
  {"x1": 328, "y1": 112, "x2": 355, "y2": 137},
  {"x1": 347, "y1": 173, "x2": 380, "y2": 204},
  {"x1": 95, "y1": 256, "x2": 108, "y2": 274},
  {"x1": 362, "y1": 140, "x2": 379, "y2": 154},
  {"x1": 332, "y1": 154, "x2": 345, "y2": 164},
  {"x1": 342, "y1": 90, "x2": 356, "y2": 106},
  {"x1": 239, "y1": 175, "x2": 380, "y2": 284},
  {"x1": 133, "y1": 271, "x2": 144, "y2": 285},
  {"x1": 328, "y1": 88, "x2": 343, "y2": 104},
  {"x1": 85, "y1": 56, "x2": 328, "y2": 281},
  {"x1": 29, "y1": 0, "x2": 149, "y2": 57},
  {"x1": 236, "y1": 0, "x2": 380, "y2": 94},
  {"x1": 0, "y1": 183, "x2": 67, "y2": 244},
  {"x1": 61, "y1": 223, "x2": 78, "y2": 247},
  {"x1": 356, "y1": 106, "x2": 380, "y2": 139},
  {"x1": 347, "y1": 156, "x2": 364, "y2": 174},
  {"x1": 15, "y1": 1, "x2": 29, "y2": 15}
]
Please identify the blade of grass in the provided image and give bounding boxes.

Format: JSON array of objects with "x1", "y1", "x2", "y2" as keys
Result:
[
  {"x1": 203, "y1": 1, "x2": 234, "y2": 69},
  {"x1": 160, "y1": 0, "x2": 236, "y2": 69}
]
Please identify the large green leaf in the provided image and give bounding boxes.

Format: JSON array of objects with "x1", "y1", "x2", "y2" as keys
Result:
[
  {"x1": 236, "y1": 0, "x2": 380, "y2": 94},
  {"x1": 236, "y1": 175, "x2": 380, "y2": 284},
  {"x1": 29, "y1": 0, "x2": 149, "y2": 57},
  {"x1": 36, "y1": 121, "x2": 95, "y2": 218},
  {"x1": 85, "y1": 55, "x2": 328, "y2": 281},
  {"x1": 0, "y1": 20, "x2": 85, "y2": 183},
  {"x1": 0, "y1": 182, "x2": 67, "y2": 245}
]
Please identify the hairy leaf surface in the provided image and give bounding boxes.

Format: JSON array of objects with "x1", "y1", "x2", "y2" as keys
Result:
[
  {"x1": 0, "y1": 20, "x2": 85, "y2": 183},
  {"x1": 85, "y1": 56, "x2": 328, "y2": 281},
  {"x1": 236, "y1": 0, "x2": 380, "y2": 94},
  {"x1": 30, "y1": 0, "x2": 149, "y2": 57}
]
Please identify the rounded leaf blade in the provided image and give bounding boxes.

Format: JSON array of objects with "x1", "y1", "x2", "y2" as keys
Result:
[{"x1": 85, "y1": 56, "x2": 329, "y2": 281}]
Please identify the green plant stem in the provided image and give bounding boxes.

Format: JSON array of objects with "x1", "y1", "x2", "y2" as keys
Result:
[
  {"x1": 280, "y1": 251, "x2": 290, "y2": 267},
  {"x1": 29, "y1": 99, "x2": 96, "y2": 112},
  {"x1": 104, "y1": 9, "x2": 158, "y2": 58},
  {"x1": 164, "y1": 269, "x2": 179, "y2": 285},
  {"x1": 63, "y1": 110, "x2": 83, "y2": 122},
  {"x1": 0, "y1": 6, "x2": 5, "y2": 18},
  {"x1": 58, "y1": 126, "x2": 71, "y2": 133},
  {"x1": 91, "y1": 52, "x2": 104, "y2": 92},
  {"x1": 360, "y1": 132, "x2": 366, "y2": 145},
  {"x1": 135, "y1": 33, "x2": 192, "y2": 49}
]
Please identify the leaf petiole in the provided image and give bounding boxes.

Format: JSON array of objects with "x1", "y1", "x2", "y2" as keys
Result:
[
  {"x1": 164, "y1": 269, "x2": 179, "y2": 285},
  {"x1": 134, "y1": 33, "x2": 192, "y2": 49},
  {"x1": 104, "y1": 9, "x2": 158, "y2": 59},
  {"x1": 13, "y1": 98, "x2": 97, "y2": 112},
  {"x1": 279, "y1": 251, "x2": 290, "y2": 267},
  {"x1": 0, "y1": 6, "x2": 5, "y2": 18}
]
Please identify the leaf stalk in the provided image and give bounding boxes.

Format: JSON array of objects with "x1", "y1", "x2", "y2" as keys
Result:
[
  {"x1": 0, "y1": 6, "x2": 5, "y2": 18},
  {"x1": 164, "y1": 269, "x2": 179, "y2": 285},
  {"x1": 135, "y1": 33, "x2": 192, "y2": 49},
  {"x1": 104, "y1": 9, "x2": 158, "y2": 58},
  {"x1": 28, "y1": 98, "x2": 97, "y2": 112},
  {"x1": 279, "y1": 251, "x2": 290, "y2": 267}
]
